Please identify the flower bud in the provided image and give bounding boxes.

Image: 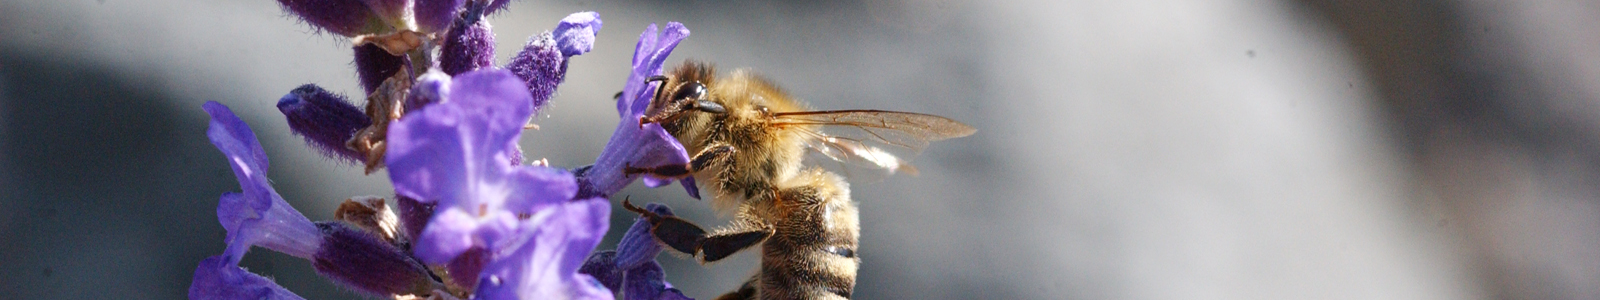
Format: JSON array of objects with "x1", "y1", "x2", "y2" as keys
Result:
[
  {"x1": 413, "y1": 0, "x2": 465, "y2": 33},
  {"x1": 276, "y1": 85, "x2": 371, "y2": 164},
  {"x1": 553, "y1": 12, "x2": 602, "y2": 57},
  {"x1": 507, "y1": 32, "x2": 564, "y2": 113},
  {"x1": 275, "y1": 0, "x2": 387, "y2": 36},
  {"x1": 439, "y1": 3, "x2": 495, "y2": 76},
  {"x1": 313, "y1": 221, "x2": 438, "y2": 296}
]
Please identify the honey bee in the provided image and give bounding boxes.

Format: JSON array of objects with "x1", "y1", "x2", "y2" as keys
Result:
[{"x1": 623, "y1": 61, "x2": 975, "y2": 300}]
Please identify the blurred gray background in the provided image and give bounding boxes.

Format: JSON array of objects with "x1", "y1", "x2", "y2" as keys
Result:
[{"x1": 3, "y1": 0, "x2": 1598, "y2": 299}]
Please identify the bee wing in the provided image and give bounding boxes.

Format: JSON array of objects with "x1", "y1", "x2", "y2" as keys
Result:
[{"x1": 774, "y1": 110, "x2": 976, "y2": 177}]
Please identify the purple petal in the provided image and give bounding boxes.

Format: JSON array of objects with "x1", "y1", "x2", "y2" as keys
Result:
[
  {"x1": 502, "y1": 166, "x2": 580, "y2": 212},
  {"x1": 386, "y1": 103, "x2": 469, "y2": 205},
  {"x1": 413, "y1": 210, "x2": 480, "y2": 263},
  {"x1": 274, "y1": 0, "x2": 386, "y2": 36},
  {"x1": 354, "y1": 44, "x2": 407, "y2": 95},
  {"x1": 578, "y1": 250, "x2": 622, "y2": 291},
  {"x1": 473, "y1": 199, "x2": 612, "y2": 300},
  {"x1": 189, "y1": 255, "x2": 306, "y2": 300},
  {"x1": 214, "y1": 191, "x2": 323, "y2": 262},
  {"x1": 624, "y1": 261, "x2": 690, "y2": 300},
  {"x1": 387, "y1": 70, "x2": 533, "y2": 208},
  {"x1": 620, "y1": 23, "x2": 690, "y2": 117},
  {"x1": 276, "y1": 84, "x2": 370, "y2": 164},
  {"x1": 203, "y1": 101, "x2": 269, "y2": 193},
  {"x1": 413, "y1": 0, "x2": 465, "y2": 33},
  {"x1": 553, "y1": 12, "x2": 602, "y2": 57},
  {"x1": 438, "y1": 4, "x2": 495, "y2": 76},
  {"x1": 580, "y1": 122, "x2": 690, "y2": 199},
  {"x1": 312, "y1": 222, "x2": 434, "y2": 296},
  {"x1": 205, "y1": 102, "x2": 321, "y2": 261},
  {"x1": 615, "y1": 203, "x2": 674, "y2": 271},
  {"x1": 679, "y1": 177, "x2": 700, "y2": 200}
]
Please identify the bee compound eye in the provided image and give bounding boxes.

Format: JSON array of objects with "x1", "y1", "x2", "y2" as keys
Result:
[{"x1": 672, "y1": 82, "x2": 706, "y2": 102}]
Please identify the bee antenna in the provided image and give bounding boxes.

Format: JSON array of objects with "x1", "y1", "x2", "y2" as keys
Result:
[{"x1": 646, "y1": 75, "x2": 671, "y2": 107}]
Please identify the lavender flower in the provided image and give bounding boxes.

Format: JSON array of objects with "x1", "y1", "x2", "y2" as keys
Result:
[
  {"x1": 575, "y1": 22, "x2": 697, "y2": 200},
  {"x1": 196, "y1": 102, "x2": 436, "y2": 298},
  {"x1": 204, "y1": 101, "x2": 323, "y2": 262},
  {"x1": 385, "y1": 69, "x2": 612, "y2": 297},
  {"x1": 580, "y1": 202, "x2": 692, "y2": 300},
  {"x1": 220, "y1": 2, "x2": 720, "y2": 297}
]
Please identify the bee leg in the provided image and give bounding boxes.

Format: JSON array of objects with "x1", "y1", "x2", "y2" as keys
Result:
[
  {"x1": 713, "y1": 276, "x2": 758, "y2": 300},
  {"x1": 699, "y1": 227, "x2": 772, "y2": 262},
  {"x1": 622, "y1": 145, "x2": 735, "y2": 179},
  {"x1": 622, "y1": 200, "x2": 709, "y2": 255},
  {"x1": 624, "y1": 163, "x2": 691, "y2": 179},
  {"x1": 690, "y1": 145, "x2": 737, "y2": 172}
]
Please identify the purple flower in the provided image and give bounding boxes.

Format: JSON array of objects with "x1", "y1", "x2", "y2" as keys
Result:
[
  {"x1": 277, "y1": 84, "x2": 371, "y2": 164},
  {"x1": 575, "y1": 23, "x2": 696, "y2": 200},
  {"x1": 580, "y1": 203, "x2": 692, "y2": 300},
  {"x1": 386, "y1": 69, "x2": 565, "y2": 223},
  {"x1": 200, "y1": 102, "x2": 436, "y2": 298},
  {"x1": 273, "y1": 0, "x2": 387, "y2": 36},
  {"x1": 507, "y1": 12, "x2": 602, "y2": 114},
  {"x1": 190, "y1": 255, "x2": 306, "y2": 300},
  {"x1": 472, "y1": 199, "x2": 614, "y2": 300},
  {"x1": 205, "y1": 101, "x2": 323, "y2": 262},
  {"x1": 386, "y1": 69, "x2": 612, "y2": 297}
]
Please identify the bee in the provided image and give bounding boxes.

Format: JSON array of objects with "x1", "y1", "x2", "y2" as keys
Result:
[{"x1": 623, "y1": 61, "x2": 975, "y2": 300}]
